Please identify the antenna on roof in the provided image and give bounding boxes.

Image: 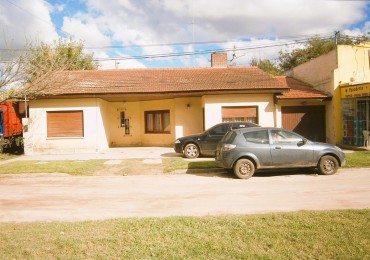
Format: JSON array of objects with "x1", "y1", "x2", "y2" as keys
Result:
[
  {"x1": 229, "y1": 45, "x2": 237, "y2": 66},
  {"x1": 115, "y1": 60, "x2": 120, "y2": 69}
]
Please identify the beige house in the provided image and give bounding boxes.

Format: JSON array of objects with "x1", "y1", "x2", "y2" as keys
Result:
[
  {"x1": 23, "y1": 53, "x2": 330, "y2": 154},
  {"x1": 287, "y1": 43, "x2": 370, "y2": 147}
]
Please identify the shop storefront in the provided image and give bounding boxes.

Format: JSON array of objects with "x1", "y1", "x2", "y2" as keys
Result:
[{"x1": 341, "y1": 83, "x2": 370, "y2": 146}]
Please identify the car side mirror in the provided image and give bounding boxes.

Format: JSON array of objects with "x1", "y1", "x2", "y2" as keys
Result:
[{"x1": 298, "y1": 139, "x2": 307, "y2": 146}]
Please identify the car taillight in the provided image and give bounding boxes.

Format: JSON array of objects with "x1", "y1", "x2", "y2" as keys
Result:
[{"x1": 222, "y1": 144, "x2": 236, "y2": 152}]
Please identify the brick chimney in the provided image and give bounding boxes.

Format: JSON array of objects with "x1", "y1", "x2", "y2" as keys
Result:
[{"x1": 211, "y1": 52, "x2": 228, "y2": 68}]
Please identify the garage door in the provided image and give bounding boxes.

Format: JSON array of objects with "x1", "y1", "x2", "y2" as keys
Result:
[{"x1": 282, "y1": 106, "x2": 326, "y2": 142}]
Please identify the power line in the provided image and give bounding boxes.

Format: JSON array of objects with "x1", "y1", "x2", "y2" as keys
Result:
[
  {"x1": 84, "y1": 33, "x2": 334, "y2": 50},
  {"x1": 0, "y1": 33, "x2": 365, "y2": 64},
  {"x1": 0, "y1": 33, "x2": 335, "y2": 52},
  {"x1": 91, "y1": 35, "x2": 335, "y2": 61}
]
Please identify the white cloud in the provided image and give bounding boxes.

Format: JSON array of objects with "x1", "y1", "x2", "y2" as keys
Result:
[
  {"x1": 1, "y1": 0, "x2": 369, "y2": 69},
  {"x1": 61, "y1": 15, "x2": 111, "y2": 47},
  {"x1": 344, "y1": 21, "x2": 370, "y2": 38},
  {"x1": 0, "y1": 0, "x2": 58, "y2": 49}
]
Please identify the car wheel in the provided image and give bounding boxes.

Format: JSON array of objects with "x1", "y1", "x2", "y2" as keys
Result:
[
  {"x1": 184, "y1": 143, "x2": 200, "y2": 159},
  {"x1": 318, "y1": 155, "x2": 339, "y2": 175},
  {"x1": 233, "y1": 158, "x2": 255, "y2": 179}
]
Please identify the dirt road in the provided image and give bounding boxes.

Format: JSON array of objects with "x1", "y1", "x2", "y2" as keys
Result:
[{"x1": 0, "y1": 168, "x2": 369, "y2": 222}]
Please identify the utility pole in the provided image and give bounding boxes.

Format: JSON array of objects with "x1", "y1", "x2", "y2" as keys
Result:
[{"x1": 334, "y1": 31, "x2": 340, "y2": 45}]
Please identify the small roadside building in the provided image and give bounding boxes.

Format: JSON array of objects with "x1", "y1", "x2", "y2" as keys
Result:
[
  {"x1": 287, "y1": 42, "x2": 370, "y2": 147},
  {"x1": 23, "y1": 53, "x2": 331, "y2": 154}
]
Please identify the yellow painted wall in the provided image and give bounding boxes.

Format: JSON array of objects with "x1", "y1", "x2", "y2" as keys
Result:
[
  {"x1": 108, "y1": 102, "x2": 142, "y2": 146},
  {"x1": 337, "y1": 44, "x2": 370, "y2": 84},
  {"x1": 106, "y1": 98, "x2": 204, "y2": 147},
  {"x1": 105, "y1": 100, "x2": 176, "y2": 147},
  {"x1": 174, "y1": 97, "x2": 203, "y2": 138},
  {"x1": 139, "y1": 99, "x2": 175, "y2": 146}
]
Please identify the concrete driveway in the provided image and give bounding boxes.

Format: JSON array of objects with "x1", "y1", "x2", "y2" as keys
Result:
[
  {"x1": 3, "y1": 147, "x2": 179, "y2": 162},
  {"x1": 0, "y1": 167, "x2": 369, "y2": 222}
]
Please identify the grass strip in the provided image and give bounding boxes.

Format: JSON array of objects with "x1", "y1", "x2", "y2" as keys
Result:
[
  {"x1": 0, "y1": 160, "x2": 107, "y2": 175},
  {"x1": 0, "y1": 210, "x2": 369, "y2": 259},
  {"x1": 163, "y1": 157, "x2": 217, "y2": 173},
  {"x1": 0, "y1": 151, "x2": 369, "y2": 176},
  {"x1": 343, "y1": 151, "x2": 370, "y2": 168}
]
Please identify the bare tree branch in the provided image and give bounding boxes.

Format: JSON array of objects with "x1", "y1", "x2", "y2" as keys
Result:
[{"x1": 1, "y1": 38, "x2": 97, "y2": 102}]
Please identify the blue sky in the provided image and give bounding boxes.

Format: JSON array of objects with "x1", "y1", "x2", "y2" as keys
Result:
[{"x1": 1, "y1": 0, "x2": 370, "y2": 69}]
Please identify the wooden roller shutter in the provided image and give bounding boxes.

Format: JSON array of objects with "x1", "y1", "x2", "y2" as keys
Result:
[
  {"x1": 222, "y1": 107, "x2": 257, "y2": 117},
  {"x1": 222, "y1": 106, "x2": 258, "y2": 123},
  {"x1": 47, "y1": 111, "x2": 84, "y2": 137},
  {"x1": 282, "y1": 106, "x2": 325, "y2": 142}
]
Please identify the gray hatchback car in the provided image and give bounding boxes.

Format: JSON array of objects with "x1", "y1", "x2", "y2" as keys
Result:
[{"x1": 215, "y1": 127, "x2": 346, "y2": 179}]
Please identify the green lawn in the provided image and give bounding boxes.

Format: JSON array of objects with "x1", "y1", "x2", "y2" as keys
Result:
[
  {"x1": 0, "y1": 151, "x2": 369, "y2": 175},
  {"x1": 0, "y1": 210, "x2": 369, "y2": 259},
  {"x1": 0, "y1": 152, "x2": 369, "y2": 259},
  {"x1": 343, "y1": 150, "x2": 370, "y2": 168},
  {"x1": 0, "y1": 157, "x2": 219, "y2": 175}
]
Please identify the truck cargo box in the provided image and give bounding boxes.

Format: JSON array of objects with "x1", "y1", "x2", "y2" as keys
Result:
[{"x1": 0, "y1": 102, "x2": 25, "y2": 152}]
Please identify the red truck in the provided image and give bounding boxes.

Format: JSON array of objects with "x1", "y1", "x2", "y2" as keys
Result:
[{"x1": 0, "y1": 102, "x2": 26, "y2": 153}]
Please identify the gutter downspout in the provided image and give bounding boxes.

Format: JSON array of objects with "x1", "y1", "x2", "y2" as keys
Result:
[{"x1": 273, "y1": 94, "x2": 278, "y2": 128}]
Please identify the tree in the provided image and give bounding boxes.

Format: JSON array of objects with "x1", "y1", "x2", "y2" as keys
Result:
[
  {"x1": 0, "y1": 38, "x2": 98, "y2": 101},
  {"x1": 250, "y1": 57, "x2": 281, "y2": 76},
  {"x1": 277, "y1": 33, "x2": 369, "y2": 72},
  {"x1": 250, "y1": 32, "x2": 370, "y2": 75}
]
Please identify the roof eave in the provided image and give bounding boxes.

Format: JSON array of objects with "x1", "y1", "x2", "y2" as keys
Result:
[
  {"x1": 275, "y1": 96, "x2": 332, "y2": 103},
  {"x1": 34, "y1": 88, "x2": 289, "y2": 102}
]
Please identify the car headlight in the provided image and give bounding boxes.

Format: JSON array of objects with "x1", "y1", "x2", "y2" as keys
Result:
[
  {"x1": 175, "y1": 139, "x2": 181, "y2": 144},
  {"x1": 222, "y1": 144, "x2": 236, "y2": 152}
]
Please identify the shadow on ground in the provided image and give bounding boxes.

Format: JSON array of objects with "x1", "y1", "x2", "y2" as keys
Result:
[{"x1": 185, "y1": 167, "x2": 320, "y2": 179}]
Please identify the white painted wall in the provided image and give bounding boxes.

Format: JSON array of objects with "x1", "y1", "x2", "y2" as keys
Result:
[
  {"x1": 24, "y1": 98, "x2": 108, "y2": 154},
  {"x1": 202, "y1": 94, "x2": 276, "y2": 129}
]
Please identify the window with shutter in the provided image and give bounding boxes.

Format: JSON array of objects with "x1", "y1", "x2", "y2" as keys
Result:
[{"x1": 47, "y1": 111, "x2": 84, "y2": 137}]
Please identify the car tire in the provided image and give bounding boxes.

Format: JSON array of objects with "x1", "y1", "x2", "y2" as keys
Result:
[
  {"x1": 318, "y1": 155, "x2": 339, "y2": 175},
  {"x1": 233, "y1": 158, "x2": 255, "y2": 179},
  {"x1": 184, "y1": 143, "x2": 200, "y2": 159}
]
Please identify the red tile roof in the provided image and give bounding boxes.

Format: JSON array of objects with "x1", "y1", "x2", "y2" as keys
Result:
[
  {"x1": 38, "y1": 67, "x2": 288, "y2": 97},
  {"x1": 275, "y1": 76, "x2": 331, "y2": 100}
]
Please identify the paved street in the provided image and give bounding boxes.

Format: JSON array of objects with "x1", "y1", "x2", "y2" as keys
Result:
[{"x1": 0, "y1": 167, "x2": 369, "y2": 222}]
